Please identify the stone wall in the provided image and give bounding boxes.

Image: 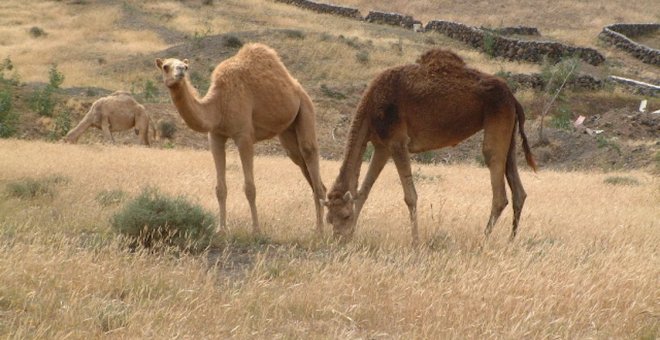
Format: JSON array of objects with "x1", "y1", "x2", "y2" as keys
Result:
[
  {"x1": 275, "y1": 1, "x2": 607, "y2": 66},
  {"x1": 507, "y1": 73, "x2": 604, "y2": 91},
  {"x1": 481, "y1": 26, "x2": 540, "y2": 36},
  {"x1": 598, "y1": 23, "x2": 659, "y2": 66},
  {"x1": 273, "y1": 0, "x2": 361, "y2": 19},
  {"x1": 364, "y1": 11, "x2": 420, "y2": 30},
  {"x1": 425, "y1": 20, "x2": 605, "y2": 66}
]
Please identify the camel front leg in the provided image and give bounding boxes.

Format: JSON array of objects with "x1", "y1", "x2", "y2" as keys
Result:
[
  {"x1": 235, "y1": 136, "x2": 260, "y2": 234},
  {"x1": 356, "y1": 144, "x2": 390, "y2": 219},
  {"x1": 209, "y1": 133, "x2": 228, "y2": 231},
  {"x1": 390, "y1": 141, "x2": 419, "y2": 246}
]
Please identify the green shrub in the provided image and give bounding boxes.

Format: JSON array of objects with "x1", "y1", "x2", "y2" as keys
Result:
[
  {"x1": 549, "y1": 106, "x2": 572, "y2": 131},
  {"x1": 48, "y1": 64, "x2": 64, "y2": 89},
  {"x1": 96, "y1": 189, "x2": 128, "y2": 207},
  {"x1": 142, "y1": 80, "x2": 158, "y2": 102},
  {"x1": 0, "y1": 89, "x2": 18, "y2": 138},
  {"x1": 6, "y1": 175, "x2": 69, "y2": 199},
  {"x1": 28, "y1": 86, "x2": 56, "y2": 117},
  {"x1": 482, "y1": 32, "x2": 496, "y2": 57},
  {"x1": 110, "y1": 187, "x2": 216, "y2": 252},
  {"x1": 0, "y1": 57, "x2": 20, "y2": 85},
  {"x1": 48, "y1": 109, "x2": 72, "y2": 140},
  {"x1": 158, "y1": 120, "x2": 177, "y2": 139}
]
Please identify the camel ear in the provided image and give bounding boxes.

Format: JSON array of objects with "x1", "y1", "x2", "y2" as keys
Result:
[
  {"x1": 183, "y1": 59, "x2": 189, "y2": 65},
  {"x1": 155, "y1": 58, "x2": 163, "y2": 69},
  {"x1": 343, "y1": 191, "x2": 352, "y2": 202}
]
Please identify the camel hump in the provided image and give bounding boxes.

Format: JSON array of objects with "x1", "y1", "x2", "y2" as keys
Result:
[{"x1": 416, "y1": 49, "x2": 466, "y2": 70}]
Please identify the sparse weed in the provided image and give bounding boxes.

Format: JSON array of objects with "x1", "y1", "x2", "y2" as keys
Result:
[
  {"x1": 596, "y1": 135, "x2": 622, "y2": 154},
  {"x1": 604, "y1": 176, "x2": 640, "y2": 186},
  {"x1": 48, "y1": 64, "x2": 64, "y2": 89},
  {"x1": 413, "y1": 151, "x2": 435, "y2": 164},
  {"x1": 190, "y1": 71, "x2": 210, "y2": 95},
  {"x1": 96, "y1": 189, "x2": 128, "y2": 206},
  {"x1": 110, "y1": 187, "x2": 216, "y2": 252},
  {"x1": 28, "y1": 86, "x2": 56, "y2": 117},
  {"x1": 6, "y1": 175, "x2": 69, "y2": 199},
  {"x1": 550, "y1": 106, "x2": 572, "y2": 131}
]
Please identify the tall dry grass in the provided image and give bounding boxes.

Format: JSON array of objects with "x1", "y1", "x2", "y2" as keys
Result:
[{"x1": 0, "y1": 139, "x2": 657, "y2": 338}]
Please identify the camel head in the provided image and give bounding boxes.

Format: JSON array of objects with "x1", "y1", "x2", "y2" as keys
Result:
[
  {"x1": 155, "y1": 58, "x2": 189, "y2": 87},
  {"x1": 324, "y1": 191, "x2": 357, "y2": 241}
]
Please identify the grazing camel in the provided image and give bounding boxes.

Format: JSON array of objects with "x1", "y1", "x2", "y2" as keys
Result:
[
  {"x1": 65, "y1": 91, "x2": 153, "y2": 145},
  {"x1": 324, "y1": 49, "x2": 537, "y2": 245},
  {"x1": 155, "y1": 43, "x2": 326, "y2": 234}
]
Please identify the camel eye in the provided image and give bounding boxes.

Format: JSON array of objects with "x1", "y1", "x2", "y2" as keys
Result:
[
  {"x1": 163, "y1": 65, "x2": 170, "y2": 72},
  {"x1": 184, "y1": 65, "x2": 188, "y2": 71}
]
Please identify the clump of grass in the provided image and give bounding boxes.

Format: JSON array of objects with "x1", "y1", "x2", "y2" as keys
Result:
[
  {"x1": 356, "y1": 50, "x2": 370, "y2": 64},
  {"x1": 281, "y1": 29, "x2": 305, "y2": 39},
  {"x1": 596, "y1": 135, "x2": 621, "y2": 155},
  {"x1": 110, "y1": 187, "x2": 216, "y2": 252},
  {"x1": 29, "y1": 26, "x2": 46, "y2": 38},
  {"x1": 157, "y1": 120, "x2": 177, "y2": 139},
  {"x1": 142, "y1": 80, "x2": 158, "y2": 103},
  {"x1": 604, "y1": 176, "x2": 639, "y2": 186},
  {"x1": 96, "y1": 189, "x2": 128, "y2": 207},
  {"x1": 6, "y1": 175, "x2": 69, "y2": 199},
  {"x1": 97, "y1": 300, "x2": 130, "y2": 333},
  {"x1": 413, "y1": 151, "x2": 435, "y2": 164},
  {"x1": 223, "y1": 34, "x2": 243, "y2": 48},
  {"x1": 482, "y1": 31, "x2": 496, "y2": 57},
  {"x1": 362, "y1": 142, "x2": 374, "y2": 162},
  {"x1": 320, "y1": 84, "x2": 346, "y2": 100}
]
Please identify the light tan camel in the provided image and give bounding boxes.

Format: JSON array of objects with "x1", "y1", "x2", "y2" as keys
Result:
[
  {"x1": 64, "y1": 91, "x2": 153, "y2": 145},
  {"x1": 324, "y1": 49, "x2": 537, "y2": 245},
  {"x1": 155, "y1": 43, "x2": 326, "y2": 234}
]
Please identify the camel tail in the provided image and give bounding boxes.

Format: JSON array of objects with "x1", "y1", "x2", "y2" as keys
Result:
[{"x1": 515, "y1": 100, "x2": 537, "y2": 172}]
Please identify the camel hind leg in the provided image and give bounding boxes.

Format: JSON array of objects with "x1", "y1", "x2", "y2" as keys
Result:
[
  {"x1": 279, "y1": 128, "x2": 324, "y2": 234},
  {"x1": 505, "y1": 125, "x2": 527, "y2": 240},
  {"x1": 288, "y1": 93, "x2": 326, "y2": 234},
  {"x1": 482, "y1": 107, "x2": 515, "y2": 237}
]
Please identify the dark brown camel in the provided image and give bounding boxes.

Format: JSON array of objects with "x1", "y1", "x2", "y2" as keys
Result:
[{"x1": 324, "y1": 49, "x2": 537, "y2": 245}]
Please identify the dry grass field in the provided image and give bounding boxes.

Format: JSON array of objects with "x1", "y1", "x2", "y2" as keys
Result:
[
  {"x1": 1, "y1": 0, "x2": 659, "y2": 338},
  {"x1": 1, "y1": 139, "x2": 658, "y2": 338}
]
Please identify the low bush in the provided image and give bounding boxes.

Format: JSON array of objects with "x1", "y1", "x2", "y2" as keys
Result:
[{"x1": 110, "y1": 187, "x2": 216, "y2": 252}]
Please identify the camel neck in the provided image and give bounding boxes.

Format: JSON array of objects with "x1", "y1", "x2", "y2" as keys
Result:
[
  {"x1": 168, "y1": 79, "x2": 214, "y2": 133},
  {"x1": 333, "y1": 113, "x2": 370, "y2": 194}
]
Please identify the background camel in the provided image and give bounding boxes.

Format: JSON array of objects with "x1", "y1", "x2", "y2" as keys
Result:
[
  {"x1": 324, "y1": 49, "x2": 537, "y2": 245},
  {"x1": 155, "y1": 43, "x2": 326, "y2": 234},
  {"x1": 64, "y1": 91, "x2": 153, "y2": 145}
]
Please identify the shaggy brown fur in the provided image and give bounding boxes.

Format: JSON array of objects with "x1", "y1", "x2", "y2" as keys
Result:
[
  {"x1": 325, "y1": 49, "x2": 536, "y2": 245},
  {"x1": 64, "y1": 91, "x2": 153, "y2": 145},
  {"x1": 156, "y1": 43, "x2": 326, "y2": 234}
]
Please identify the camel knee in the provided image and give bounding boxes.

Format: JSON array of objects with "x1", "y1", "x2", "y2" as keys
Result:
[
  {"x1": 299, "y1": 141, "x2": 319, "y2": 160},
  {"x1": 404, "y1": 190, "x2": 417, "y2": 209},
  {"x1": 215, "y1": 183, "x2": 227, "y2": 201},
  {"x1": 243, "y1": 182, "x2": 256, "y2": 202}
]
